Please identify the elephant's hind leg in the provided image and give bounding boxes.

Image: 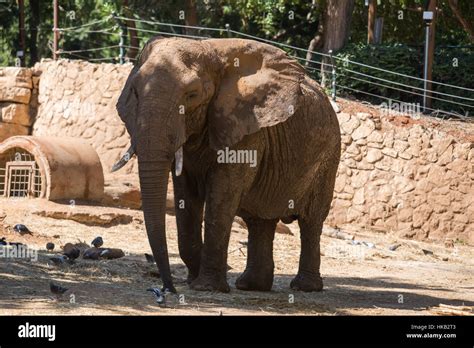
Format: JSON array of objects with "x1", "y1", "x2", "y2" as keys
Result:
[
  {"x1": 235, "y1": 217, "x2": 277, "y2": 291},
  {"x1": 290, "y1": 217, "x2": 324, "y2": 292},
  {"x1": 291, "y1": 156, "x2": 339, "y2": 292}
]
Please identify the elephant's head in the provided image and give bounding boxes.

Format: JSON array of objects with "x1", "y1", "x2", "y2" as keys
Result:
[{"x1": 115, "y1": 37, "x2": 305, "y2": 291}]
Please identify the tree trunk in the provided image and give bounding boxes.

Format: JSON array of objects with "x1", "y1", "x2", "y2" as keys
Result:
[
  {"x1": 28, "y1": 0, "x2": 40, "y2": 65},
  {"x1": 305, "y1": 2, "x2": 324, "y2": 68},
  {"x1": 367, "y1": 0, "x2": 377, "y2": 44},
  {"x1": 321, "y1": 0, "x2": 355, "y2": 54},
  {"x1": 320, "y1": 0, "x2": 355, "y2": 87},
  {"x1": 185, "y1": 0, "x2": 199, "y2": 36},
  {"x1": 18, "y1": 0, "x2": 26, "y2": 66},
  {"x1": 123, "y1": 0, "x2": 139, "y2": 60}
]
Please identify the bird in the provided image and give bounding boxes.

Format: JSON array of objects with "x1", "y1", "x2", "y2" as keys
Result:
[
  {"x1": 147, "y1": 287, "x2": 167, "y2": 305},
  {"x1": 83, "y1": 247, "x2": 101, "y2": 260},
  {"x1": 13, "y1": 224, "x2": 32, "y2": 235},
  {"x1": 50, "y1": 281, "x2": 69, "y2": 298},
  {"x1": 91, "y1": 236, "x2": 103, "y2": 248},
  {"x1": 49, "y1": 255, "x2": 67, "y2": 266},
  {"x1": 46, "y1": 242, "x2": 55, "y2": 251},
  {"x1": 238, "y1": 240, "x2": 248, "y2": 246},
  {"x1": 50, "y1": 255, "x2": 75, "y2": 266},
  {"x1": 145, "y1": 253, "x2": 155, "y2": 264},
  {"x1": 63, "y1": 247, "x2": 80, "y2": 260},
  {"x1": 0, "y1": 237, "x2": 7, "y2": 246},
  {"x1": 388, "y1": 243, "x2": 401, "y2": 251}
]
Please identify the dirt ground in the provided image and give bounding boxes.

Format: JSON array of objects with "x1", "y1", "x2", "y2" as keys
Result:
[{"x1": 0, "y1": 198, "x2": 473, "y2": 316}]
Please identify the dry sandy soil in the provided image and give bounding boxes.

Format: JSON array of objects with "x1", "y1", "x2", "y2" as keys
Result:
[{"x1": 0, "y1": 198, "x2": 473, "y2": 316}]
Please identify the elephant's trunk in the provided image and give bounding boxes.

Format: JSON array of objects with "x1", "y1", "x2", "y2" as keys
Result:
[{"x1": 138, "y1": 158, "x2": 176, "y2": 293}]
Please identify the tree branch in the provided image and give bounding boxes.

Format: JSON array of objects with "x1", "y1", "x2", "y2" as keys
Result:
[
  {"x1": 271, "y1": 0, "x2": 318, "y2": 41},
  {"x1": 447, "y1": 0, "x2": 474, "y2": 43}
]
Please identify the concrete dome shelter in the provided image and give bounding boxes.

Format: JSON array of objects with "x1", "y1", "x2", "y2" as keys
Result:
[{"x1": 0, "y1": 136, "x2": 104, "y2": 200}]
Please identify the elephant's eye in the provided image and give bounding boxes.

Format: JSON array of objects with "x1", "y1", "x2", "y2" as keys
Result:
[{"x1": 186, "y1": 91, "x2": 199, "y2": 100}]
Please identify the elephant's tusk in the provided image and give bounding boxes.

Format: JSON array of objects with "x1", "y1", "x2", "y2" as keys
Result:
[
  {"x1": 175, "y1": 146, "x2": 183, "y2": 176},
  {"x1": 111, "y1": 146, "x2": 135, "y2": 172}
]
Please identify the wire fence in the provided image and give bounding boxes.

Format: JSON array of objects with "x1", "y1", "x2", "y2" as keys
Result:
[{"x1": 56, "y1": 15, "x2": 473, "y2": 121}]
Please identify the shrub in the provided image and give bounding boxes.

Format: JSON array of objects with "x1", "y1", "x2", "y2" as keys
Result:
[{"x1": 332, "y1": 43, "x2": 474, "y2": 117}]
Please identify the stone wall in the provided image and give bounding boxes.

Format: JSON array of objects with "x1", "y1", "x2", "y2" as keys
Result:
[
  {"x1": 0, "y1": 67, "x2": 39, "y2": 141},
  {"x1": 1, "y1": 59, "x2": 472, "y2": 245},
  {"x1": 326, "y1": 107, "x2": 473, "y2": 245},
  {"x1": 32, "y1": 59, "x2": 136, "y2": 174}
]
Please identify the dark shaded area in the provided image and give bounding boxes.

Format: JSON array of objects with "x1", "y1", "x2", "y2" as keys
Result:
[{"x1": 0, "y1": 250, "x2": 471, "y2": 315}]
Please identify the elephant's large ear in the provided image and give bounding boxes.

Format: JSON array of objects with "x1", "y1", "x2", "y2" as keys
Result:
[
  {"x1": 117, "y1": 64, "x2": 139, "y2": 137},
  {"x1": 207, "y1": 40, "x2": 305, "y2": 149}
]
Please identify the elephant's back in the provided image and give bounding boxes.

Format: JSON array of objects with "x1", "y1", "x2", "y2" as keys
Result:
[{"x1": 300, "y1": 75, "x2": 341, "y2": 146}]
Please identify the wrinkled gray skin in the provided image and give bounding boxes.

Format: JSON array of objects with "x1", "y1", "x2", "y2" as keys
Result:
[{"x1": 116, "y1": 37, "x2": 341, "y2": 293}]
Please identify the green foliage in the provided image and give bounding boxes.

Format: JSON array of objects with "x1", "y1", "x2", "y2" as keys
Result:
[
  {"x1": 335, "y1": 43, "x2": 474, "y2": 115},
  {"x1": 0, "y1": 0, "x2": 121, "y2": 66},
  {"x1": 0, "y1": 2, "x2": 20, "y2": 66},
  {"x1": 199, "y1": 0, "x2": 319, "y2": 49},
  {"x1": 350, "y1": 0, "x2": 474, "y2": 46},
  {"x1": 0, "y1": 0, "x2": 472, "y2": 116}
]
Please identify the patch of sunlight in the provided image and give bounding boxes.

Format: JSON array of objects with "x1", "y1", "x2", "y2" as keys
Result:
[{"x1": 0, "y1": 273, "x2": 28, "y2": 280}]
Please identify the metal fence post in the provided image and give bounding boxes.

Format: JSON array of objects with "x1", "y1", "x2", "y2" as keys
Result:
[
  {"x1": 53, "y1": 0, "x2": 59, "y2": 60},
  {"x1": 112, "y1": 13, "x2": 126, "y2": 64},
  {"x1": 329, "y1": 50, "x2": 336, "y2": 101},
  {"x1": 225, "y1": 23, "x2": 231, "y2": 38}
]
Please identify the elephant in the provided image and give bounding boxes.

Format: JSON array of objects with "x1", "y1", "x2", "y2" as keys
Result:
[{"x1": 114, "y1": 36, "x2": 341, "y2": 293}]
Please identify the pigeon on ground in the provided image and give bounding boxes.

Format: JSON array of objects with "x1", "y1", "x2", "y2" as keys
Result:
[
  {"x1": 46, "y1": 242, "x2": 55, "y2": 251},
  {"x1": 0, "y1": 237, "x2": 7, "y2": 245},
  {"x1": 63, "y1": 246, "x2": 80, "y2": 260},
  {"x1": 145, "y1": 253, "x2": 155, "y2": 264},
  {"x1": 49, "y1": 255, "x2": 68, "y2": 266},
  {"x1": 147, "y1": 287, "x2": 167, "y2": 305},
  {"x1": 50, "y1": 255, "x2": 75, "y2": 266},
  {"x1": 13, "y1": 224, "x2": 32, "y2": 235},
  {"x1": 91, "y1": 236, "x2": 103, "y2": 248},
  {"x1": 83, "y1": 247, "x2": 101, "y2": 260},
  {"x1": 50, "y1": 281, "x2": 69, "y2": 298},
  {"x1": 100, "y1": 248, "x2": 125, "y2": 260},
  {"x1": 388, "y1": 243, "x2": 401, "y2": 251}
]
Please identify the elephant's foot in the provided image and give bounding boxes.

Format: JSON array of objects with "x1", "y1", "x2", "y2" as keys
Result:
[
  {"x1": 186, "y1": 272, "x2": 198, "y2": 285},
  {"x1": 235, "y1": 268, "x2": 273, "y2": 291},
  {"x1": 190, "y1": 274, "x2": 230, "y2": 293},
  {"x1": 290, "y1": 272, "x2": 323, "y2": 292}
]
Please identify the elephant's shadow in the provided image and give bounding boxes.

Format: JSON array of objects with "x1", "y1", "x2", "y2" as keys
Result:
[{"x1": 0, "y1": 251, "x2": 471, "y2": 315}]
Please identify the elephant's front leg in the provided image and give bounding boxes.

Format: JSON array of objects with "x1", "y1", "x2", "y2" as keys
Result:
[
  {"x1": 190, "y1": 168, "x2": 244, "y2": 293},
  {"x1": 172, "y1": 171, "x2": 204, "y2": 284}
]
